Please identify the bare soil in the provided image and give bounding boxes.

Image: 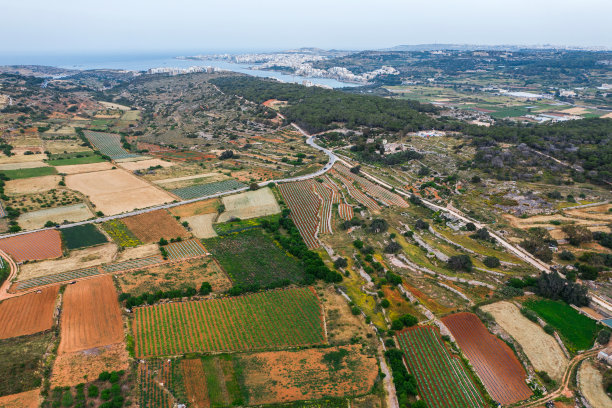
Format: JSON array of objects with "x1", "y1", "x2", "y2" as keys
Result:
[
  {"x1": 217, "y1": 188, "x2": 280, "y2": 222},
  {"x1": 118, "y1": 158, "x2": 175, "y2": 171},
  {"x1": 184, "y1": 213, "x2": 217, "y2": 238},
  {"x1": 0, "y1": 389, "x2": 41, "y2": 408},
  {"x1": 18, "y1": 203, "x2": 93, "y2": 230},
  {"x1": 58, "y1": 276, "x2": 124, "y2": 353},
  {"x1": 5, "y1": 175, "x2": 61, "y2": 195},
  {"x1": 54, "y1": 162, "x2": 113, "y2": 175},
  {"x1": 0, "y1": 286, "x2": 59, "y2": 339},
  {"x1": 579, "y1": 360, "x2": 612, "y2": 408},
  {"x1": 169, "y1": 198, "x2": 219, "y2": 218},
  {"x1": 122, "y1": 209, "x2": 189, "y2": 243}
]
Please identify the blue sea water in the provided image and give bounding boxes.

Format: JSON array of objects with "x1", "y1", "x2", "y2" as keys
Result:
[{"x1": 0, "y1": 52, "x2": 358, "y2": 88}]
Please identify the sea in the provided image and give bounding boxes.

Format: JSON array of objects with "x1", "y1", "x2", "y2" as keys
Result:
[{"x1": 0, "y1": 52, "x2": 358, "y2": 89}]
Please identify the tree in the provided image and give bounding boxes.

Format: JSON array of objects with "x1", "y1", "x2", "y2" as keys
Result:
[
  {"x1": 415, "y1": 219, "x2": 429, "y2": 230},
  {"x1": 471, "y1": 175, "x2": 481, "y2": 183},
  {"x1": 558, "y1": 250, "x2": 575, "y2": 261},
  {"x1": 381, "y1": 299, "x2": 390, "y2": 308},
  {"x1": 249, "y1": 182, "x2": 260, "y2": 190},
  {"x1": 471, "y1": 228, "x2": 491, "y2": 241},
  {"x1": 353, "y1": 240, "x2": 364, "y2": 250},
  {"x1": 385, "y1": 241, "x2": 402, "y2": 254},
  {"x1": 334, "y1": 257, "x2": 348, "y2": 269},
  {"x1": 350, "y1": 165, "x2": 361, "y2": 174},
  {"x1": 447, "y1": 255, "x2": 472, "y2": 272},
  {"x1": 465, "y1": 222, "x2": 477, "y2": 231},
  {"x1": 483, "y1": 256, "x2": 500, "y2": 268},
  {"x1": 158, "y1": 238, "x2": 168, "y2": 246},
  {"x1": 561, "y1": 224, "x2": 593, "y2": 246},
  {"x1": 199, "y1": 282, "x2": 212, "y2": 295},
  {"x1": 219, "y1": 150, "x2": 234, "y2": 160},
  {"x1": 369, "y1": 218, "x2": 388, "y2": 233}
]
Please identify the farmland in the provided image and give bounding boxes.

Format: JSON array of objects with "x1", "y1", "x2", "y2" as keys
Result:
[
  {"x1": 122, "y1": 209, "x2": 189, "y2": 243},
  {"x1": 0, "y1": 229, "x2": 63, "y2": 262},
  {"x1": 82, "y1": 130, "x2": 142, "y2": 160},
  {"x1": 523, "y1": 299, "x2": 600, "y2": 352},
  {"x1": 170, "y1": 179, "x2": 247, "y2": 200},
  {"x1": 18, "y1": 203, "x2": 93, "y2": 230},
  {"x1": 0, "y1": 166, "x2": 58, "y2": 180},
  {"x1": 217, "y1": 187, "x2": 281, "y2": 222},
  {"x1": 61, "y1": 223, "x2": 108, "y2": 250},
  {"x1": 396, "y1": 326, "x2": 486, "y2": 408},
  {"x1": 481, "y1": 301, "x2": 568, "y2": 381},
  {"x1": 132, "y1": 287, "x2": 325, "y2": 357},
  {"x1": 278, "y1": 179, "x2": 322, "y2": 248},
  {"x1": 183, "y1": 355, "x2": 242, "y2": 407},
  {"x1": 0, "y1": 286, "x2": 59, "y2": 339},
  {"x1": 204, "y1": 229, "x2": 305, "y2": 287},
  {"x1": 441, "y1": 312, "x2": 532, "y2": 404},
  {"x1": 138, "y1": 359, "x2": 182, "y2": 408},
  {"x1": 0, "y1": 332, "x2": 53, "y2": 397},
  {"x1": 238, "y1": 345, "x2": 378, "y2": 405},
  {"x1": 102, "y1": 219, "x2": 142, "y2": 247},
  {"x1": 164, "y1": 239, "x2": 208, "y2": 259},
  {"x1": 58, "y1": 276, "x2": 124, "y2": 354},
  {"x1": 332, "y1": 170, "x2": 381, "y2": 212},
  {"x1": 334, "y1": 164, "x2": 409, "y2": 208}
]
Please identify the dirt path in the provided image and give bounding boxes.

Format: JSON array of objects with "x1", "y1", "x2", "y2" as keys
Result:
[{"x1": 517, "y1": 349, "x2": 601, "y2": 408}]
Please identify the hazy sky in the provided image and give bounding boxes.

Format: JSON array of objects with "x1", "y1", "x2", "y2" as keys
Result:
[{"x1": 2, "y1": 0, "x2": 611, "y2": 55}]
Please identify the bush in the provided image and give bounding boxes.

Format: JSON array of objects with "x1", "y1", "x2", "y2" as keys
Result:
[
  {"x1": 98, "y1": 371, "x2": 111, "y2": 381},
  {"x1": 369, "y1": 219, "x2": 388, "y2": 233},
  {"x1": 465, "y1": 222, "x2": 477, "y2": 231},
  {"x1": 381, "y1": 299, "x2": 390, "y2": 308},
  {"x1": 61, "y1": 391, "x2": 73, "y2": 407},
  {"x1": 384, "y1": 241, "x2": 401, "y2": 254},
  {"x1": 483, "y1": 256, "x2": 500, "y2": 268},
  {"x1": 597, "y1": 328, "x2": 611, "y2": 345},
  {"x1": 87, "y1": 385, "x2": 99, "y2": 398},
  {"x1": 543, "y1": 325, "x2": 555, "y2": 335},
  {"x1": 199, "y1": 282, "x2": 212, "y2": 296},
  {"x1": 353, "y1": 240, "x2": 364, "y2": 250},
  {"x1": 447, "y1": 255, "x2": 472, "y2": 272},
  {"x1": 351, "y1": 306, "x2": 361, "y2": 315},
  {"x1": 334, "y1": 257, "x2": 348, "y2": 269},
  {"x1": 415, "y1": 219, "x2": 429, "y2": 230},
  {"x1": 520, "y1": 308, "x2": 539, "y2": 323},
  {"x1": 558, "y1": 250, "x2": 575, "y2": 261}
]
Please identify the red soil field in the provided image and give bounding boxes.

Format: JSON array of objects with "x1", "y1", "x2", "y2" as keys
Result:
[
  {"x1": 122, "y1": 209, "x2": 189, "y2": 243},
  {"x1": 0, "y1": 286, "x2": 59, "y2": 339},
  {"x1": 0, "y1": 229, "x2": 62, "y2": 262},
  {"x1": 181, "y1": 359, "x2": 209, "y2": 408},
  {"x1": 58, "y1": 276, "x2": 124, "y2": 354},
  {"x1": 442, "y1": 312, "x2": 533, "y2": 405}
]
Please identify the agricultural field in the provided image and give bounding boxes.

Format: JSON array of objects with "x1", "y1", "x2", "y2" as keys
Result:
[
  {"x1": 46, "y1": 151, "x2": 105, "y2": 166},
  {"x1": 523, "y1": 299, "x2": 600, "y2": 352},
  {"x1": 334, "y1": 164, "x2": 409, "y2": 208},
  {"x1": 170, "y1": 179, "x2": 247, "y2": 200},
  {"x1": 217, "y1": 187, "x2": 281, "y2": 222},
  {"x1": 481, "y1": 301, "x2": 568, "y2": 381},
  {"x1": 50, "y1": 343, "x2": 130, "y2": 387},
  {"x1": 138, "y1": 359, "x2": 182, "y2": 408},
  {"x1": 0, "y1": 229, "x2": 62, "y2": 262},
  {"x1": 0, "y1": 286, "x2": 59, "y2": 339},
  {"x1": 238, "y1": 345, "x2": 378, "y2": 405},
  {"x1": 82, "y1": 130, "x2": 142, "y2": 160},
  {"x1": 181, "y1": 355, "x2": 242, "y2": 407},
  {"x1": 164, "y1": 239, "x2": 208, "y2": 259},
  {"x1": 5, "y1": 175, "x2": 61, "y2": 194},
  {"x1": 132, "y1": 287, "x2": 325, "y2": 357},
  {"x1": 204, "y1": 229, "x2": 305, "y2": 287},
  {"x1": 441, "y1": 312, "x2": 533, "y2": 404},
  {"x1": 183, "y1": 213, "x2": 217, "y2": 238},
  {"x1": 0, "y1": 332, "x2": 53, "y2": 397},
  {"x1": 0, "y1": 389, "x2": 41, "y2": 408},
  {"x1": 117, "y1": 257, "x2": 232, "y2": 296},
  {"x1": 0, "y1": 166, "x2": 57, "y2": 180},
  {"x1": 54, "y1": 161, "x2": 114, "y2": 175},
  {"x1": 396, "y1": 326, "x2": 487, "y2": 408},
  {"x1": 66, "y1": 169, "x2": 174, "y2": 215},
  {"x1": 579, "y1": 360, "x2": 612, "y2": 408},
  {"x1": 168, "y1": 197, "x2": 219, "y2": 218},
  {"x1": 18, "y1": 203, "x2": 93, "y2": 230},
  {"x1": 332, "y1": 170, "x2": 381, "y2": 212},
  {"x1": 122, "y1": 209, "x2": 189, "y2": 243},
  {"x1": 117, "y1": 158, "x2": 174, "y2": 171},
  {"x1": 61, "y1": 223, "x2": 108, "y2": 250},
  {"x1": 58, "y1": 276, "x2": 124, "y2": 354},
  {"x1": 278, "y1": 179, "x2": 322, "y2": 248},
  {"x1": 102, "y1": 220, "x2": 142, "y2": 247}
]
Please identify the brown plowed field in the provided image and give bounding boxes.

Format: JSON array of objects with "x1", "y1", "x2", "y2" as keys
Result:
[
  {"x1": 58, "y1": 276, "x2": 124, "y2": 354},
  {"x1": 181, "y1": 359, "x2": 210, "y2": 408},
  {"x1": 0, "y1": 286, "x2": 59, "y2": 339},
  {"x1": 0, "y1": 229, "x2": 63, "y2": 262},
  {"x1": 122, "y1": 209, "x2": 189, "y2": 243},
  {"x1": 442, "y1": 312, "x2": 533, "y2": 405},
  {"x1": 0, "y1": 389, "x2": 41, "y2": 408}
]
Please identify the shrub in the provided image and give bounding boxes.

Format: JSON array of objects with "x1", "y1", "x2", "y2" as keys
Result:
[
  {"x1": 558, "y1": 250, "x2": 575, "y2": 261},
  {"x1": 520, "y1": 308, "x2": 539, "y2": 323},
  {"x1": 447, "y1": 254, "x2": 472, "y2": 272},
  {"x1": 87, "y1": 385, "x2": 99, "y2": 398},
  {"x1": 415, "y1": 219, "x2": 429, "y2": 230},
  {"x1": 465, "y1": 222, "x2": 477, "y2": 231},
  {"x1": 199, "y1": 282, "x2": 212, "y2": 296},
  {"x1": 385, "y1": 241, "x2": 401, "y2": 254},
  {"x1": 483, "y1": 256, "x2": 500, "y2": 268},
  {"x1": 334, "y1": 257, "x2": 348, "y2": 269},
  {"x1": 351, "y1": 306, "x2": 361, "y2": 315},
  {"x1": 381, "y1": 299, "x2": 390, "y2": 308}
]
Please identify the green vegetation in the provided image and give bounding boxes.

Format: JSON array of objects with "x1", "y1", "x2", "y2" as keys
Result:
[
  {"x1": 524, "y1": 299, "x2": 600, "y2": 352},
  {"x1": 0, "y1": 332, "x2": 52, "y2": 397},
  {"x1": 102, "y1": 220, "x2": 142, "y2": 247},
  {"x1": 47, "y1": 155, "x2": 105, "y2": 166},
  {"x1": 44, "y1": 370, "x2": 130, "y2": 408},
  {"x1": 200, "y1": 355, "x2": 243, "y2": 406},
  {"x1": 0, "y1": 166, "x2": 57, "y2": 180},
  {"x1": 61, "y1": 224, "x2": 108, "y2": 250},
  {"x1": 205, "y1": 228, "x2": 305, "y2": 289},
  {"x1": 384, "y1": 348, "x2": 417, "y2": 407}
]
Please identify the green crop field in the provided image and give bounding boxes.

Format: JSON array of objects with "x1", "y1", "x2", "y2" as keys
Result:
[
  {"x1": 523, "y1": 299, "x2": 600, "y2": 352},
  {"x1": 132, "y1": 287, "x2": 325, "y2": 357},
  {"x1": 47, "y1": 154, "x2": 105, "y2": 166},
  {"x1": 0, "y1": 166, "x2": 58, "y2": 180},
  {"x1": 171, "y1": 179, "x2": 247, "y2": 200},
  {"x1": 205, "y1": 229, "x2": 305, "y2": 287},
  {"x1": 0, "y1": 332, "x2": 53, "y2": 397},
  {"x1": 61, "y1": 224, "x2": 108, "y2": 250}
]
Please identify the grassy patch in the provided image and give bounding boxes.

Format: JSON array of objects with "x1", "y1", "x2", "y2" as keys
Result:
[
  {"x1": 48, "y1": 155, "x2": 105, "y2": 166},
  {"x1": 201, "y1": 355, "x2": 244, "y2": 406},
  {"x1": 204, "y1": 228, "x2": 304, "y2": 287},
  {"x1": 524, "y1": 299, "x2": 600, "y2": 352},
  {"x1": 61, "y1": 224, "x2": 108, "y2": 250},
  {"x1": 0, "y1": 166, "x2": 57, "y2": 180},
  {"x1": 102, "y1": 220, "x2": 142, "y2": 248},
  {"x1": 213, "y1": 214, "x2": 278, "y2": 235},
  {"x1": 0, "y1": 332, "x2": 53, "y2": 397}
]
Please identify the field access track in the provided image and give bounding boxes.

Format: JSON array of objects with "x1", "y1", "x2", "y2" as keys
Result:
[
  {"x1": 397, "y1": 326, "x2": 486, "y2": 408},
  {"x1": 442, "y1": 312, "x2": 533, "y2": 405},
  {"x1": 0, "y1": 286, "x2": 59, "y2": 339},
  {"x1": 132, "y1": 287, "x2": 325, "y2": 357}
]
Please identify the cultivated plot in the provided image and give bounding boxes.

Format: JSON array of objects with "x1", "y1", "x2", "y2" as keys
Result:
[
  {"x1": 217, "y1": 187, "x2": 280, "y2": 222},
  {"x1": 82, "y1": 130, "x2": 142, "y2": 160},
  {"x1": 122, "y1": 209, "x2": 189, "y2": 243},
  {"x1": 442, "y1": 312, "x2": 532, "y2": 404},
  {"x1": 0, "y1": 286, "x2": 59, "y2": 339},
  {"x1": 17, "y1": 203, "x2": 93, "y2": 231},
  {"x1": 0, "y1": 229, "x2": 63, "y2": 262},
  {"x1": 132, "y1": 287, "x2": 325, "y2": 357},
  {"x1": 170, "y1": 179, "x2": 247, "y2": 200},
  {"x1": 58, "y1": 276, "x2": 124, "y2": 354}
]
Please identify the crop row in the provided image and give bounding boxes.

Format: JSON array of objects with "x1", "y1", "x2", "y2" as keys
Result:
[
  {"x1": 170, "y1": 180, "x2": 247, "y2": 200},
  {"x1": 164, "y1": 239, "x2": 208, "y2": 259},
  {"x1": 132, "y1": 287, "x2": 325, "y2": 357},
  {"x1": 83, "y1": 130, "x2": 142, "y2": 160},
  {"x1": 278, "y1": 180, "x2": 321, "y2": 249},
  {"x1": 332, "y1": 171, "x2": 381, "y2": 212},
  {"x1": 335, "y1": 164, "x2": 409, "y2": 207},
  {"x1": 138, "y1": 360, "x2": 175, "y2": 408},
  {"x1": 312, "y1": 181, "x2": 334, "y2": 234},
  {"x1": 396, "y1": 326, "x2": 485, "y2": 408}
]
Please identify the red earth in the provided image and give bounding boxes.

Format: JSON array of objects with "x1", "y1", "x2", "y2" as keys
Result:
[{"x1": 0, "y1": 229, "x2": 63, "y2": 262}]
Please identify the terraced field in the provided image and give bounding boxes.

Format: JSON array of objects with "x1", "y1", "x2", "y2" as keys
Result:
[
  {"x1": 278, "y1": 180, "x2": 321, "y2": 249},
  {"x1": 171, "y1": 179, "x2": 247, "y2": 200},
  {"x1": 132, "y1": 287, "x2": 325, "y2": 357}
]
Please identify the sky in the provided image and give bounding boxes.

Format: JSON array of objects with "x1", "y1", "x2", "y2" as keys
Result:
[{"x1": 2, "y1": 0, "x2": 611, "y2": 56}]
